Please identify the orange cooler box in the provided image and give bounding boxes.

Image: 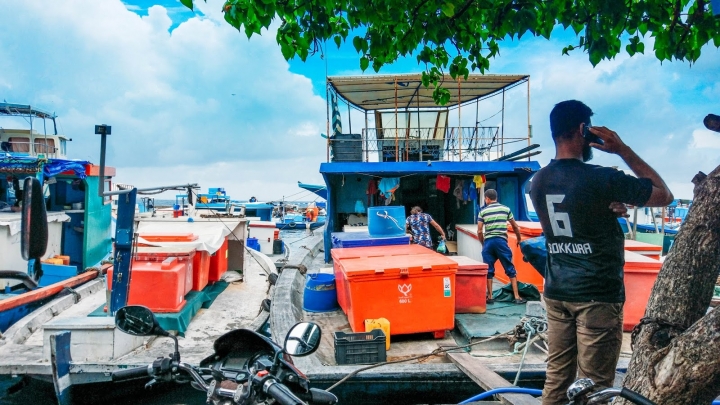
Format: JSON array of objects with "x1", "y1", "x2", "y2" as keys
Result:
[
  {"x1": 336, "y1": 253, "x2": 457, "y2": 338},
  {"x1": 624, "y1": 239, "x2": 662, "y2": 260},
  {"x1": 497, "y1": 221, "x2": 545, "y2": 292},
  {"x1": 332, "y1": 244, "x2": 435, "y2": 314},
  {"x1": 107, "y1": 257, "x2": 187, "y2": 312},
  {"x1": 448, "y1": 256, "x2": 489, "y2": 314},
  {"x1": 134, "y1": 246, "x2": 196, "y2": 295},
  {"x1": 623, "y1": 251, "x2": 662, "y2": 331},
  {"x1": 209, "y1": 237, "x2": 229, "y2": 282},
  {"x1": 193, "y1": 250, "x2": 210, "y2": 291},
  {"x1": 331, "y1": 244, "x2": 431, "y2": 261},
  {"x1": 140, "y1": 233, "x2": 199, "y2": 242}
]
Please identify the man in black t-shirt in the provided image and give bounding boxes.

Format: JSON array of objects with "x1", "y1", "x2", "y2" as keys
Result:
[{"x1": 530, "y1": 100, "x2": 673, "y2": 404}]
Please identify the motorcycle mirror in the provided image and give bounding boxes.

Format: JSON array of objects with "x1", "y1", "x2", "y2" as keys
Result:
[
  {"x1": 115, "y1": 305, "x2": 169, "y2": 337},
  {"x1": 21, "y1": 177, "x2": 48, "y2": 282},
  {"x1": 283, "y1": 322, "x2": 321, "y2": 357},
  {"x1": 566, "y1": 378, "x2": 596, "y2": 401}
]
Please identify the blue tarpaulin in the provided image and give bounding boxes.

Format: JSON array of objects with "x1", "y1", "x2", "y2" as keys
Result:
[{"x1": 0, "y1": 155, "x2": 88, "y2": 179}]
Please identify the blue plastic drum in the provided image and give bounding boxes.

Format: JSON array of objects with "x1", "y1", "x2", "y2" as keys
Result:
[
  {"x1": 368, "y1": 206, "x2": 406, "y2": 237},
  {"x1": 303, "y1": 273, "x2": 339, "y2": 312}
]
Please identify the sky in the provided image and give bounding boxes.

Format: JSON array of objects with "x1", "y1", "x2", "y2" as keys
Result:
[{"x1": 1, "y1": 0, "x2": 718, "y2": 201}]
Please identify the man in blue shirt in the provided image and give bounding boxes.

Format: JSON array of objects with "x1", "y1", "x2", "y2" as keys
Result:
[{"x1": 530, "y1": 100, "x2": 673, "y2": 404}]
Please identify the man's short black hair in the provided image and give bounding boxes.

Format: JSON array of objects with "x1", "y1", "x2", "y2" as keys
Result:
[
  {"x1": 550, "y1": 100, "x2": 594, "y2": 141},
  {"x1": 484, "y1": 189, "x2": 498, "y2": 201}
]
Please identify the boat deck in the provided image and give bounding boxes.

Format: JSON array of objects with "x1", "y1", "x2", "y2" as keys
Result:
[{"x1": 0, "y1": 252, "x2": 270, "y2": 380}]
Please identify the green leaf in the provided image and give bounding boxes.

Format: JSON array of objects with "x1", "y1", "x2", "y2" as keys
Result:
[
  {"x1": 334, "y1": 35, "x2": 341, "y2": 48},
  {"x1": 353, "y1": 36, "x2": 363, "y2": 53},
  {"x1": 180, "y1": 0, "x2": 193, "y2": 10},
  {"x1": 441, "y1": 2, "x2": 455, "y2": 17},
  {"x1": 360, "y1": 56, "x2": 369, "y2": 71},
  {"x1": 637, "y1": 42, "x2": 645, "y2": 54}
]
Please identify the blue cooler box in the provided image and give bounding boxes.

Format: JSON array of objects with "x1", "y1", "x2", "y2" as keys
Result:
[{"x1": 331, "y1": 231, "x2": 410, "y2": 248}]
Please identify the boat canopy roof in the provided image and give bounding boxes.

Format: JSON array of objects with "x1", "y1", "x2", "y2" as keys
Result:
[
  {"x1": 320, "y1": 160, "x2": 540, "y2": 177},
  {"x1": 327, "y1": 73, "x2": 529, "y2": 111},
  {"x1": 0, "y1": 103, "x2": 56, "y2": 120},
  {"x1": 298, "y1": 182, "x2": 327, "y2": 200}
]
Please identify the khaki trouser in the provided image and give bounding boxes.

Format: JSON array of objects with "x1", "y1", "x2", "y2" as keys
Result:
[{"x1": 541, "y1": 297, "x2": 623, "y2": 405}]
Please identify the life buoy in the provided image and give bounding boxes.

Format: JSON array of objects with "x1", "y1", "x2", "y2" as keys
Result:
[{"x1": 288, "y1": 221, "x2": 296, "y2": 228}]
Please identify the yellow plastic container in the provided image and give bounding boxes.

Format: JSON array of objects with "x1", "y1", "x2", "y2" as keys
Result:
[{"x1": 364, "y1": 318, "x2": 391, "y2": 350}]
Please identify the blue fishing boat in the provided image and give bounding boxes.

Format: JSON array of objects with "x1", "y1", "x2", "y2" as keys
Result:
[{"x1": 0, "y1": 103, "x2": 115, "y2": 332}]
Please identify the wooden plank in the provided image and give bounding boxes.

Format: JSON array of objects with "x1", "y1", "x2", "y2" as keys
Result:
[
  {"x1": 447, "y1": 351, "x2": 541, "y2": 405},
  {"x1": 0, "y1": 270, "x2": 99, "y2": 312},
  {"x1": 50, "y1": 331, "x2": 73, "y2": 405}
]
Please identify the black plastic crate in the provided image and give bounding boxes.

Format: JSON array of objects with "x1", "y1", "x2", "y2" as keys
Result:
[{"x1": 334, "y1": 330, "x2": 387, "y2": 365}]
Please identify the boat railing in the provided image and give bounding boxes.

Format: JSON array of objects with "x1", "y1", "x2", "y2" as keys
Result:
[{"x1": 330, "y1": 126, "x2": 529, "y2": 162}]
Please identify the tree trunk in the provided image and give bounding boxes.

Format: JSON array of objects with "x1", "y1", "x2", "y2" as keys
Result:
[{"x1": 619, "y1": 164, "x2": 720, "y2": 405}]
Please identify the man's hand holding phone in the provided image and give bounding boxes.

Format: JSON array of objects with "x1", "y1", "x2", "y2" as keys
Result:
[{"x1": 583, "y1": 125, "x2": 629, "y2": 156}]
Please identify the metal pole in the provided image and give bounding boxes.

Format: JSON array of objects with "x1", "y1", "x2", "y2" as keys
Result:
[
  {"x1": 394, "y1": 77, "x2": 399, "y2": 162},
  {"x1": 527, "y1": 78, "x2": 531, "y2": 158},
  {"x1": 661, "y1": 207, "x2": 666, "y2": 237},
  {"x1": 458, "y1": 78, "x2": 462, "y2": 161},
  {"x1": 364, "y1": 111, "x2": 369, "y2": 162},
  {"x1": 632, "y1": 206, "x2": 638, "y2": 240},
  {"x1": 326, "y1": 81, "x2": 331, "y2": 162},
  {"x1": 98, "y1": 134, "x2": 106, "y2": 197},
  {"x1": 347, "y1": 101, "x2": 352, "y2": 134},
  {"x1": 501, "y1": 88, "x2": 506, "y2": 158}
]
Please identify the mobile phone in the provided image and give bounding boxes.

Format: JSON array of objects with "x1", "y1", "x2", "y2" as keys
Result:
[{"x1": 582, "y1": 124, "x2": 604, "y2": 145}]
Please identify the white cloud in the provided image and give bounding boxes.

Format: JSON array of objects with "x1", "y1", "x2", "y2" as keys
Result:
[
  {"x1": 0, "y1": 0, "x2": 327, "y2": 198},
  {"x1": 690, "y1": 129, "x2": 720, "y2": 149}
]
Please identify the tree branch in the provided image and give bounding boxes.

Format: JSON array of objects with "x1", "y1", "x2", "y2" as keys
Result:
[
  {"x1": 621, "y1": 163, "x2": 720, "y2": 404},
  {"x1": 448, "y1": 0, "x2": 477, "y2": 24}
]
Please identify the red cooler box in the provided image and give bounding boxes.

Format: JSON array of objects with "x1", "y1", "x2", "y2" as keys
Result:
[
  {"x1": 209, "y1": 237, "x2": 229, "y2": 282},
  {"x1": 623, "y1": 251, "x2": 662, "y2": 331},
  {"x1": 134, "y1": 246, "x2": 196, "y2": 295},
  {"x1": 447, "y1": 256, "x2": 489, "y2": 314},
  {"x1": 336, "y1": 252, "x2": 457, "y2": 338},
  {"x1": 107, "y1": 257, "x2": 187, "y2": 312},
  {"x1": 193, "y1": 250, "x2": 210, "y2": 291}
]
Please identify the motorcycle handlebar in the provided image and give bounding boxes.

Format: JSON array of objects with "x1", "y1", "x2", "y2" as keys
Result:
[
  {"x1": 111, "y1": 366, "x2": 151, "y2": 382},
  {"x1": 620, "y1": 388, "x2": 657, "y2": 405},
  {"x1": 264, "y1": 380, "x2": 306, "y2": 405}
]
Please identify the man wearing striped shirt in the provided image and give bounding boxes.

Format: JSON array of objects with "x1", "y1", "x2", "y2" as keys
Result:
[{"x1": 477, "y1": 189, "x2": 526, "y2": 304}]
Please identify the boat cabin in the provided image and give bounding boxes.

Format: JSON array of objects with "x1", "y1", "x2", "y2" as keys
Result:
[
  {"x1": 0, "y1": 103, "x2": 70, "y2": 159},
  {"x1": 320, "y1": 74, "x2": 540, "y2": 261}
]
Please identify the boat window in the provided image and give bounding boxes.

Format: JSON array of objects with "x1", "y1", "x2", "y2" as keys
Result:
[
  {"x1": 8, "y1": 137, "x2": 30, "y2": 153},
  {"x1": 60, "y1": 139, "x2": 67, "y2": 155},
  {"x1": 377, "y1": 111, "x2": 448, "y2": 139},
  {"x1": 34, "y1": 138, "x2": 56, "y2": 154}
]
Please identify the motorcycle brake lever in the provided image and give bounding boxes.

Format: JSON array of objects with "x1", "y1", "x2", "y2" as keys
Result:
[{"x1": 144, "y1": 378, "x2": 159, "y2": 390}]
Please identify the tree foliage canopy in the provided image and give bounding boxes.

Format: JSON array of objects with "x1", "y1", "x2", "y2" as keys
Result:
[{"x1": 185, "y1": 0, "x2": 720, "y2": 104}]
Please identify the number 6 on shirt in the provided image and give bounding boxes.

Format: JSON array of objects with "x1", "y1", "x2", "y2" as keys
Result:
[{"x1": 546, "y1": 194, "x2": 573, "y2": 237}]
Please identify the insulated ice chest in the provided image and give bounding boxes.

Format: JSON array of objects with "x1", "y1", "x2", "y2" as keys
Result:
[
  {"x1": 137, "y1": 233, "x2": 210, "y2": 292},
  {"x1": 624, "y1": 239, "x2": 662, "y2": 260},
  {"x1": 331, "y1": 244, "x2": 431, "y2": 261},
  {"x1": 331, "y1": 244, "x2": 435, "y2": 313},
  {"x1": 249, "y1": 221, "x2": 276, "y2": 255},
  {"x1": 336, "y1": 252, "x2": 457, "y2": 338},
  {"x1": 623, "y1": 250, "x2": 662, "y2": 332},
  {"x1": 447, "y1": 256, "x2": 489, "y2": 314},
  {"x1": 107, "y1": 257, "x2": 187, "y2": 312},
  {"x1": 209, "y1": 236, "x2": 229, "y2": 282},
  {"x1": 331, "y1": 231, "x2": 410, "y2": 249},
  {"x1": 134, "y1": 246, "x2": 196, "y2": 294},
  {"x1": 497, "y1": 221, "x2": 545, "y2": 292},
  {"x1": 368, "y1": 206, "x2": 406, "y2": 237}
]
